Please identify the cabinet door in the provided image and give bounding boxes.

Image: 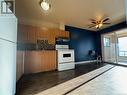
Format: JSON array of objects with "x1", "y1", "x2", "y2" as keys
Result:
[
  {"x1": 0, "y1": 39, "x2": 16, "y2": 95},
  {"x1": 48, "y1": 29, "x2": 56, "y2": 44},
  {"x1": 17, "y1": 24, "x2": 28, "y2": 44},
  {"x1": 27, "y1": 26, "x2": 37, "y2": 44},
  {"x1": 24, "y1": 51, "x2": 56, "y2": 74},
  {"x1": 16, "y1": 51, "x2": 24, "y2": 81},
  {"x1": 42, "y1": 51, "x2": 56, "y2": 71},
  {"x1": 24, "y1": 51, "x2": 42, "y2": 74},
  {"x1": 57, "y1": 30, "x2": 70, "y2": 38},
  {"x1": 54, "y1": 29, "x2": 60, "y2": 38},
  {"x1": 37, "y1": 28, "x2": 48, "y2": 40},
  {"x1": 65, "y1": 31, "x2": 70, "y2": 38}
]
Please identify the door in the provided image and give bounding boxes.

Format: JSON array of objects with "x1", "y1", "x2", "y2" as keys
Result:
[
  {"x1": 116, "y1": 29, "x2": 127, "y2": 65},
  {"x1": 0, "y1": 39, "x2": 16, "y2": 95},
  {"x1": 101, "y1": 32, "x2": 117, "y2": 63}
]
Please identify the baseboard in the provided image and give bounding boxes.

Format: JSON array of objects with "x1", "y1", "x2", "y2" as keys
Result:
[{"x1": 75, "y1": 60, "x2": 97, "y2": 65}]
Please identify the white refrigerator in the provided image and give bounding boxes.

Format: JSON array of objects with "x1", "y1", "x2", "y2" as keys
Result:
[{"x1": 0, "y1": 11, "x2": 17, "y2": 95}]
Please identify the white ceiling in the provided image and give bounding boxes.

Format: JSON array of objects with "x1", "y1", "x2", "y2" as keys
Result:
[{"x1": 15, "y1": 0, "x2": 126, "y2": 31}]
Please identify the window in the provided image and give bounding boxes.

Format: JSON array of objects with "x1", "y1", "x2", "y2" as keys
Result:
[
  {"x1": 118, "y1": 37, "x2": 127, "y2": 57},
  {"x1": 104, "y1": 37, "x2": 110, "y2": 47}
]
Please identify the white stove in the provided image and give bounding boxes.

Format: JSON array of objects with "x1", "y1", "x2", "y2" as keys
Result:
[{"x1": 56, "y1": 45, "x2": 75, "y2": 71}]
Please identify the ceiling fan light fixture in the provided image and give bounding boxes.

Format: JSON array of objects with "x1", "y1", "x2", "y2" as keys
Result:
[
  {"x1": 95, "y1": 23, "x2": 103, "y2": 29},
  {"x1": 99, "y1": 23, "x2": 103, "y2": 28},
  {"x1": 95, "y1": 25, "x2": 99, "y2": 28},
  {"x1": 40, "y1": 0, "x2": 51, "y2": 11},
  {"x1": 88, "y1": 17, "x2": 110, "y2": 29}
]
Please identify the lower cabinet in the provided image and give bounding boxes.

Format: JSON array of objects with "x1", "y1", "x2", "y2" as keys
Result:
[
  {"x1": 24, "y1": 51, "x2": 57, "y2": 74},
  {"x1": 16, "y1": 51, "x2": 24, "y2": 81}
]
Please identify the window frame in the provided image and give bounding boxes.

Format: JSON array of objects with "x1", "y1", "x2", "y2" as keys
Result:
[{"x1": 118, "y1": 36, "x2": 127, "y2": 57}]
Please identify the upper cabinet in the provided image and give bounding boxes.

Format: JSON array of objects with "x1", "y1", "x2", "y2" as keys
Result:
[
  {"x1": 60, "y1": 30, "x2": 69, "y2": 38},
  {"x1": 37, "y1": 28, "x2": 48, "y2": 40},
  {"x1": 17, "y1": 24, "x2": 70, "y2": 44},
  {"x1": 55, "y1": 29, "x2": 69, "y2": 38},
  {"x1": 27, "y1": 26, "x2": 37, "y2": 44},
  {"x1": 48, "y1": 29, "x2": 58, "y2": 44},
  {"x1": 17, "y1": 24, "x2": 28, "y2": 44},
  {"x1": 18, "y1": 24, "x2": 37, "y2": 44}
]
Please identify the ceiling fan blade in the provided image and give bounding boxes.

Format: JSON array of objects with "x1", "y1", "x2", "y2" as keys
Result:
[
  {"x1": 90, "y1": 19, "x2": 96, "y2": 21},
  {"x1": 103, "y1": 22, "x2": 111, "y2": 24},
  {"x1": 103, "y1": 18, "x2": 110, "y2": 22},
  {"x1": 91, "y1": 21, "x2": 96, "y2": 24},
  {"x1": 88, "y1": 25, "x2": 96, "y2": 28}
]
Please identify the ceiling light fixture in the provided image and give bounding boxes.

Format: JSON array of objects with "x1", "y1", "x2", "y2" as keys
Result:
[
  {"x1": 88, "y1": 17, "x2": 110, "y2": 29},
  {"x1": 40, "y1": 0, "x2": 51, "y2": 11},
  {"x1": 95, "y1": 23, "x2": 103, "y2": 29}
]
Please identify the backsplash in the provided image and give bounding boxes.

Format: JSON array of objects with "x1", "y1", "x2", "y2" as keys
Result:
[
  {"x1": 17, "y1": 40, "x2": 55, "y2": 50},
  {"x1": 37, "y1": 40, "x2": 55, "y2": 50}
]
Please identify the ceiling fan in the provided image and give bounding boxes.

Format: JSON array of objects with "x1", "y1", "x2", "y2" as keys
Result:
[{"x1": 88, "y1": 17, "x2": 111, "y2": 29}]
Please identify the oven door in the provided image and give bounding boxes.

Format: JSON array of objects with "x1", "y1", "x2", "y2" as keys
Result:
[{"x1": 58, "y1": 50, "x2": 74, "y2": 63}]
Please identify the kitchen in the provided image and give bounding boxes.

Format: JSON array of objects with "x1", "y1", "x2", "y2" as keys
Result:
[{"x1": 16, "y1": 24, "x2": 75, "y2": 80}]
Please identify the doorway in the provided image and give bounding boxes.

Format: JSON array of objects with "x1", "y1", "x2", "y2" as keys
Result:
[{"x1": 101, "y1": 28, "x2": 127, "y2": 65}]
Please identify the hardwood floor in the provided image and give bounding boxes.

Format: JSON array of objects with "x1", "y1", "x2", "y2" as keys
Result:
[{"x1": 16, "y1": 62, "x2": 106, "y2": 95}]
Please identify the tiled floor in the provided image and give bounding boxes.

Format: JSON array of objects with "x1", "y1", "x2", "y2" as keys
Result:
[
  {"x1": 67, "y1": 66, "x2": 127, "y2": 95},
  {"x1": 16, "y1": 62, "x2": 106, "y2": 95}
]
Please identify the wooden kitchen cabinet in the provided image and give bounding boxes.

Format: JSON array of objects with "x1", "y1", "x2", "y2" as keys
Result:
[
  {"x1": 48, "y1": 29, "x2": 56, "y2": 44},
  {"x1": 18, "y1": 24, "x2": 70, "y2": 44},
  {"x1": 37, "y1": 28, "x2": 49, "y2": 40},
  {"x1": 17, "y1": 24, "x2": 28, "y2": 43},
  {"x1": 24, "y1": 51, "x2": 56, "y2": 74},
  {"x1": 16, "y1": 51, "x2": 24, "y2": 81},
  {"x1": 57, "y1": 30, "x2": 70, "y2": 38},
  {"x1": 18, "y1": 24, "x2": 37, "y2": 44},
  {"x1": 24, "y1": 51, "x2": 42, "y2": 74},
  {"x1": 65, "y1": 31, "x2": 69, "y2": 38},
  {"x1": 27, "y1": 26, "x2": 37, "y2": 44},
  {"x1": 41, "y1": 51, "x2": 56, "y2": 71},
  {"x1": 62, "y1": 30, "x2": 69, "y2": 38}
]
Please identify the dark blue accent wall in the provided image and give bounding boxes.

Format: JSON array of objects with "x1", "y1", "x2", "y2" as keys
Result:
[{"x1": 65, "y1": 26, "x2": 100, "y2": 62}]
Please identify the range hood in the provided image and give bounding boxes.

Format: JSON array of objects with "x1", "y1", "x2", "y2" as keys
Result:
[{"x1": 56, "y1": 37, "x2": 70, "y2": 42}]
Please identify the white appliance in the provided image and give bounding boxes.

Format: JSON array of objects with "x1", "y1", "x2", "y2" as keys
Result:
[
  {"x1": 56, "y1": 45, "x2": 75, "y2": 71},
  {"x1": 0, "y1": 6, "x2": 17, "y2": 95}
]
